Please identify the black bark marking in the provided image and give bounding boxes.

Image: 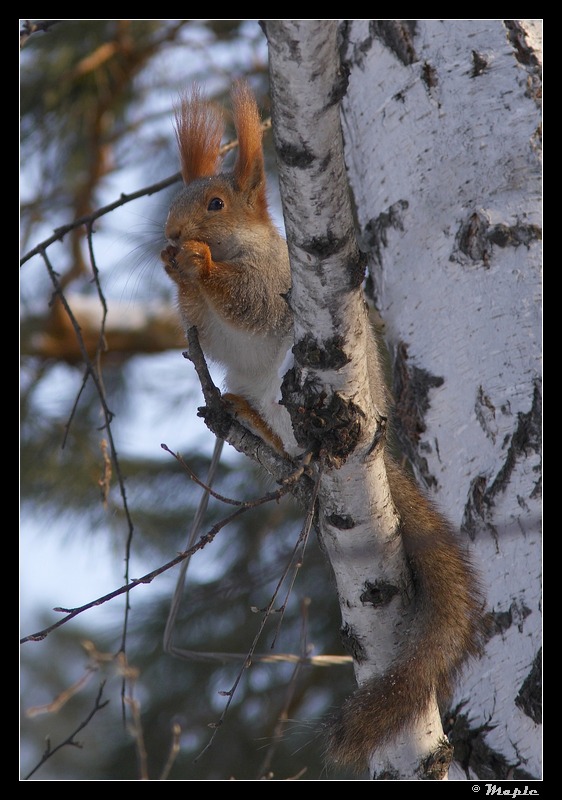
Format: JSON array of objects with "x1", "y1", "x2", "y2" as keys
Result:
[
  {"x1": 460, "y1": 394, "x2": 542, "y2": 538},
  {"x1": 301, "y1": 233, "x2": 366, "y2": 291},
  {"x1": 360, "y1": 580, "x2": 399, "y2": 608},
  {"x1": 370, "y1": 20, "x2": 418, "y2": 65},
  {"x1": 327, "y1": 63, "x2": 350, "y2": 106},
  {"x1": 421, "y1": 61, "x2": 438, "y2": 88},
  {"x1": 454, "y1": 211, "x2": 492, "y2": 266},
  {"x1": 392, "y1": 341, "x2": 444, "y2": 489},
  {"x1": 326, "y1": 513, "x2": 355, "y2": 530},
  {"x1": 292, "y1": 333, "x2": 350, "y2": 371},
  {"x1": 301, "y1": 235, "x2": 342, "y2": 259},
  {"x1": 340, "y1": 623, "x2": 367, "y2": 662},
  {"x1": 374, "y1": 767, "x2": 400, "y2": 780},
  {"x1": 281, "y1": 368, "x2": 364, "y2": 464},
  {"x1": 503, "y1": 21, "x2": 542, "y2": 106},
  {"x1": 488, "y1": 381, "x2": 542, "y2": 499},
  {"x1": 462, "y1": 475, "x2": 493, "y2": 541},
  {"x1": 276, "y1": 139, "x2": 315, "y2": 168},
  {"x1": 363, "y1": 200, "x2": 409, "y2": 269},
  {"x1": 346, "y1": 247, "x2": 369, "y2": 289},
  {"x1": 504, "y1": 20, "x2": 541, "y2": 69},
  {"x1": 338, "y1": 20, "x2": 376, "y2": 70},
  {"x1": 299, "y1": 232, "x2": 367, "y2": 290},
  {"x1": 471, "y1": 50, "x2": 489, "y2": 77},
  {"x1": 444, "y1": 705, "x2": 538, "y2": 780},
  {"x1": 487, "y1": 221, "x2": 542, "y2": 249},
  {"x1": 486, "y1": 600, "x2": 532, "y2": 639},
  {"x1": 475, "y1": 385, "x2": 498, "y2": 444},
  {"x1": 337, "y1": 19, "x2": 353, "y2": 63},
  {"x1": 301, "y1": 229, "x2": 347, "y2": 259},
  {"x1": 452, "y1": 210, "x2": 542, "y2": 267},
  {"x1": 421, "y1": 740, "x2": 454, "y2": 781},
  {"x1": 515, "y1": 648, "x2": 542, "y2": 725}
]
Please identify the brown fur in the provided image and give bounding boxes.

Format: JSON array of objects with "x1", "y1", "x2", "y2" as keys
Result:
[
  {"x1": 175, "y1": 87, "x2": 224, "y2": 182},
  {"x1": 230, "y1": 81, "x2": 269, "y2": 218},
  {"x1": 162, "y1": 83, "x2": 290, "y2": 340},
  {"x1": 326, "y1": 456, "x2": 484, "y2": 770}
]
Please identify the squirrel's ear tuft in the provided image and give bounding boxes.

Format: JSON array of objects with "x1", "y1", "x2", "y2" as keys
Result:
[
  {"x1": 174, "y1": 86, "x2": 224, "y2": 183},
  {"x1": 231, "y1": 81, "x2": 268, "y2": 215}
]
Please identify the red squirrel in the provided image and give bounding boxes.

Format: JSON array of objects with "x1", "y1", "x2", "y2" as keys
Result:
[{"x1": 160, "y1": 82, "x2": 483, "y2": 772}]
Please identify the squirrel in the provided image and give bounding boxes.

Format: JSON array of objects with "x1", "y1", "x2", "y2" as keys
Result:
[
  {"x1": 160, "y1": 82, "x2": 484, "y2": 772},
  {"x1": 161, "y1": 81, "x2": 295, "y2": 456}
]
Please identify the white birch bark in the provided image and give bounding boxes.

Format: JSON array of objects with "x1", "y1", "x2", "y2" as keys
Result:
[
  {"x1": 339, "y1": 20, "x2": 542, "y2": 779},
  {"x1": 266, "y1": 20, "x2": 450, "y2": 780}
]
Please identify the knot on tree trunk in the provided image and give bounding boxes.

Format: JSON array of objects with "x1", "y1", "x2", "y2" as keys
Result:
[{"x1": 281, "y1": 367, "x2": 364, "y2": 466}]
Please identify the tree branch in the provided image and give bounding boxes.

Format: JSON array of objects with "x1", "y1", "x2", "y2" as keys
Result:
[
  {"x1": 24, "y1": 682, "x2": 109, "y2": 779},
  {"x1": 184, "y1": 326, "x2": 315, "y2": 510},
  {"x1": 19, "y1": 456, "x2": 313, "y2": 645}
]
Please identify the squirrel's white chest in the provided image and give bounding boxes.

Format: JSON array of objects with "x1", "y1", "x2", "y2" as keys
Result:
[
  {"x1": 203, "y1": 315, "x2": 281, "y2": 381},
  {"x1": 201, "y1": 314, "x2": 298, "y2": 454}
]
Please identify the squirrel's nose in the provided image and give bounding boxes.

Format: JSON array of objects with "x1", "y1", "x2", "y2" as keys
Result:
[{"x1": 165, "y1": 222, "x2": 182, "y2": 244}]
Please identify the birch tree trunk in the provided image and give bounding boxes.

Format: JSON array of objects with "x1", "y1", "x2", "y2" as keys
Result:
[
  {"x1": 338, "y1": 20, "x2": 542, "y2": 779},
  {"x1": 266, "y1": 21, "x2": 464, "y2": 782},
  {"x1": 265, "y1": 19, "x2": 541, "y2": 781}
]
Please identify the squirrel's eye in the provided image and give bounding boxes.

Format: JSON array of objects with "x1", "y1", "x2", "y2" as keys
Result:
[{"x1": 207, "y1": 197, "x2": 224, "y2": 212}]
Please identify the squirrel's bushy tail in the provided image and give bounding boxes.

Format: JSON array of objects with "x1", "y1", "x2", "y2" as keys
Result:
[{"x1": 326, "y1": 457, "x2": 484, "y2": 771}]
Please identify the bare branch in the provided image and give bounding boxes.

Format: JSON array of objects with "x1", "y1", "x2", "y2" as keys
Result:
[
  {"x1": 159, "y1": 723, "x2": 182, "y2": 781},
  {"x1": 184, "y1": 326, "x2": 315, "y2": 511},
  {"x1": 126, "y1": 696, "x2": 149, "y2": 780},
  {"x1": 40, "y1": 245, "x2": 137, "y2": 649},
  {"x1": 23, "y1": 682, "x2": 109, "y2": 780},
  {"x1": 25, "y1": 668, "x2": 97, "y2": 718},
  {"x1": 163, "y1": 436, "x2": 225, "y2": 659},
  {"x1": 20, "y1": 473, "x2": 302, "y2": 644},
  {"x1": 256, "y1": 597, "x2": 312, "y2": 778},
  {"x1": 20, "y1": 173, "x2": 180, "y2": 267},
  {"x1": 193, "y1": 468, "x2": 321, "y2": 763},
  {"x1": 161, "y1": 441, "x2": 243, "y2": 506}
]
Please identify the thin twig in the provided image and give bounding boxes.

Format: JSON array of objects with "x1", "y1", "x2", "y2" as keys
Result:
[
  {"x1": 163, "y1": 436, "x2": 224, "y2": 656},
  {"x1": 23, "y1": 682, "x2": 109, "y2": 779},
  {"x1": 159, "y1": 723, "x2": 182, "y2": 781},
  {"x1": 194, "y1": 468, "x2": 322, "y2": 763},
  {"x1": 160, "y1": 447, "x2": 319, "y2": 667},
  {"x1": 61, "y1": 366, "x2": 92, "y2": 449},
  {"x1": 257, "y1": 598, "x2": 312, "y2": 778},
  {"x1": 20, "y1": 478, "x2": 296, "y2": 644},
  {"x1": 270, "y1": 464, "x2": 319, "y2": 649},
  {"x1": 126, "y1": 696, "x2": 149, "y2": 780},
  {"x1": 161, "y1": 441, "x2": 245, "y2": 505},
  {"x1": 40, "y1": 245, "x2": 136, "y2": 646},
  {"x1": 88, "y1": 217, "x2": 135, "y2": 718},
  {"x1": 25, "y1": 667, "x2": 98, "y2": 718}
]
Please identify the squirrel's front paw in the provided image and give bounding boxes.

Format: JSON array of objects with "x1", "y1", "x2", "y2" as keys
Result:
[
  {"x1": 160, "y1": 244, "x2": 183, "y2": 279},
  {"x1": 160, "y1": 244, "x2": 179, "y2": 268},
  {"x1": 180, "y1": 240, "x2": 212, "y2": 277},
  {"x1": 160, "y1": 241, "x2": 212, "y2": 285},
  {"x1": 160, "y1": 244, "x2": 190, "y2": 289}
]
